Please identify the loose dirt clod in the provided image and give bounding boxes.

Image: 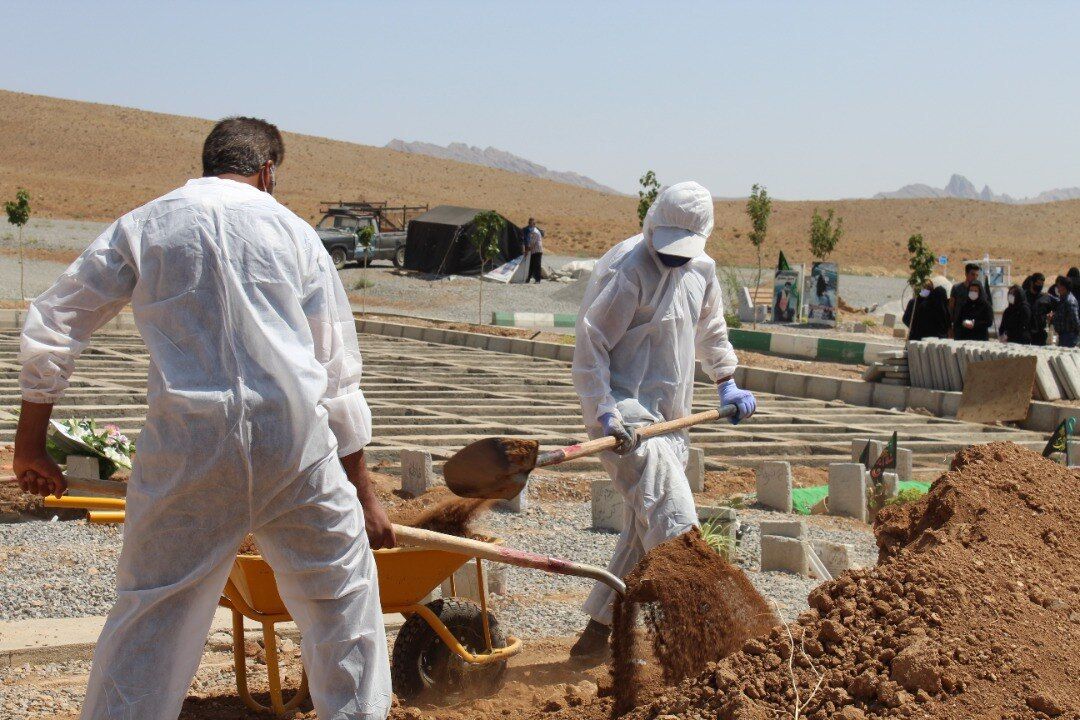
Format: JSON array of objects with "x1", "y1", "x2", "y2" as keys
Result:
[
  {"x1": 624, "y1": 442, "x2": 1080, "y2": 719},
  {"x1": 442, "y1": 437, "x2": 540, "y2": 499},
  {"x1": 396, "y1": 495, "x2": 495, "y2": 536},
  {"x1": 610, "y1": 530, "x2": 778, "y2": 715}
]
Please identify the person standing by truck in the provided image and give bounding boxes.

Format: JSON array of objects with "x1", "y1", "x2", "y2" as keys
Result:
[{"x1": 523, "y1": 218, "x2": 544, "y2": 283}]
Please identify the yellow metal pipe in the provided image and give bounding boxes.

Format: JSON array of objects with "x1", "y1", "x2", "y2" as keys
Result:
[
  {"x1": 44, "y1": 496, "x2": 127, "y2": 511},
  {"x1": 88, "y1": 511, "x2": 126, "y2": 524}
]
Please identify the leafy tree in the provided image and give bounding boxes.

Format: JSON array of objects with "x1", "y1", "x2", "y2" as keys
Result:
[
  {"x1": 905, "y1": 233, "x2": 936, "y2": 340},
  {"x1": 355, "y1": 224, "x2": 376, "y2": 314},
  {"x1": 745, "y1": 184, "x2": 772, "y2": 327},
  {"x1": 470, "y1": 210, "x2": 506, "y2": 324},
  {"x1": 5, "y1": 189, "x2": 31, "y2": 301},
  {"x1": 808, "y1": 208, "x2": 843, "y2": 261},
  {"x1": 637, "y1": 170, "x2": 660, "y2": 227}
]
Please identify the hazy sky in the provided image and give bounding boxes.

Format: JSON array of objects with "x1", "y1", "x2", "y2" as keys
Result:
[{"x1": 3, "y1": 1, "x2": 1078, "y2": 199}]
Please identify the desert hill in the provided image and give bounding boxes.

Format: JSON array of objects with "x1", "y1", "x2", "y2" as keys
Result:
[
  {"x1": 385, "y1": 139, "x2": 621, "y2": 195},
  {"x1": 2, "y1": 90, "x2": 1079, "y2": 275}
]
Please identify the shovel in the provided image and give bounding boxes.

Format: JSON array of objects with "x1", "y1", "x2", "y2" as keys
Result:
[{"x1": 443, "y1": 404, "x2": 738, "y2": 500}]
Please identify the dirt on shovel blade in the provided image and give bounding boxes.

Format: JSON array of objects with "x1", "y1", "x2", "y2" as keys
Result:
[{"x1": 442, "y1": 436, "x2": 539, "y2": 499}]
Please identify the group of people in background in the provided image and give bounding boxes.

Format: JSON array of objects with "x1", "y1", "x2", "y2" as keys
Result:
[{"x1": 903, "y1": 264, "x2": 1080, "y2": 348}]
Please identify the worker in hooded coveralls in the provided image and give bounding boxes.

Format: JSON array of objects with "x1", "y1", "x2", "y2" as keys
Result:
[
  {"x1": 568, "y1": 181, "x2": 756, "y2": 657},
  {"x1": 14, "y1": 117, "x2": 395, "y2": 719}
]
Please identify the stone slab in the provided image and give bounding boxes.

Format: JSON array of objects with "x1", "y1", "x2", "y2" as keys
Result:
[
  {"x1": 896, "y1": 448, "x2": 913, "y2": 481},
  {"x1": 755, "y1": 460, "x2": 793, "y2": 512},
  {"x1": 829, "y1": 463, "x2": 867, "y2": 521},
  {"x1": 591, "y1": 479, "x2": 624, "y2": 531},
  {"x1": 686, "y1": 447, "x2": 705, "y2": 492},
  {"x1": 400, "y1": 449, "x2": 434, "y2": 496},
  {"x1": 811, "y1": 539, "x2": 856, "y2": 577},
  {"x1": 759, "y1": 519, "x2": 805, "y2": 539},
  {"x1": 760, "y1": 535, "x2": 809, "y2": 576}
]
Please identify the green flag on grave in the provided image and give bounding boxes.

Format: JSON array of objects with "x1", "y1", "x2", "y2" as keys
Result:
[
  {"x1": 1041, "y1": 417, "x2": 1075, "y2": 464},
  {"x1": 869, "y1": 431, "x2": 898, "y2": 486},
  {"x1": 776, "y1": 251, "x2": 791, "y2": 272}
]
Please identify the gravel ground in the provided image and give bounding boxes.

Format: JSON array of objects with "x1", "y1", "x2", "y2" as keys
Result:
[
  {"x1": 0, "y1": 519, "x2": 122, "y2": 621},
  {"x1": 1, "y1": 659, "x2": 89, "y2": 718},
  {"x1": 0, "y1": 493, "x2": 877, "y2": 634}
]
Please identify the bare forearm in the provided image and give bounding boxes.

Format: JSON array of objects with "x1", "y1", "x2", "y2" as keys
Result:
[
  {"x1": 15, "y1": 400, "x2": 54, "y2": 453},
  {"x1": 340, "y1": 449, "x2": 377, "y2": 505}
]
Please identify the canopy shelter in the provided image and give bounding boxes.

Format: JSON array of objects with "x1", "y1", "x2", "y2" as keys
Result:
[{"x1": 404, "y1": 206, "x2": 523, "y2": 275}]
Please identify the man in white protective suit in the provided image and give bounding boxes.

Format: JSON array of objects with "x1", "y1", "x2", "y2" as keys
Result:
[
  {"x1": 14, "y1": 117, "x2": 395, "y2": 719},
  {"x1": 568, "y1": 181, "x2": 757, "y2": 658}
]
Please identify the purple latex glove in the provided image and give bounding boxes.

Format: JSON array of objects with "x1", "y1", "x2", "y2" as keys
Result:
[
  {"x1": 599, "y1": 413, "x2": 637, "y2": 455},
  {"x1": 718, "y1": 379, "x2": 756, "y2": 425}
]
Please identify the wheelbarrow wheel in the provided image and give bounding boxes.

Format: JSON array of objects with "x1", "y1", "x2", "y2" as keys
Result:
[{"x1": 391, "y1": 598, "x2": 508, "y2": 701}]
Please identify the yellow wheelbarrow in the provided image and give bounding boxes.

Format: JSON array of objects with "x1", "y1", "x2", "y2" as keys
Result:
[{"x1": 48, "y1": 485, "x2": 626, "y2": 716}]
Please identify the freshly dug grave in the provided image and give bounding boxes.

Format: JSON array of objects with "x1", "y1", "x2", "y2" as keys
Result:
[
  {"x1": 611, "y1": 530, "x2": 778, "y2": 714},
  {"x1": 619, "y1": 442, "x2": 1080, "y2": 719}
]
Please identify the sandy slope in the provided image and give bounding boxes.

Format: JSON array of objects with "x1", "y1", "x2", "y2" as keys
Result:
[{"x1": 2, "y1": 89, "x2": 1078, "y2": 275}]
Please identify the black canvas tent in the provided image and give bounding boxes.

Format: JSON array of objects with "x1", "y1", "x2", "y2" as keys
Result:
[{"x1": 403, "y1": 206, "x2": 523, "y2": 275}]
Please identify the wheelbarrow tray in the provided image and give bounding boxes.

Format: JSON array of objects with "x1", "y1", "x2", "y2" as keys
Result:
[{"x1": 228, "y1": 536, "x2": 502, "y2": 617}]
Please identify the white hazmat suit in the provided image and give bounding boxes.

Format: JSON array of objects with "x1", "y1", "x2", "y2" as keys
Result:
[
  {"x1": 573, "y1": 182, "x2": 740, "y2": 625},
  {"x1": 20, "y1": 177, "x2": 390, "y2": 719}
]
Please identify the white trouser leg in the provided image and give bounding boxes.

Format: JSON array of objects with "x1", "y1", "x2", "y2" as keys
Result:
[
  {"x1": 80, "y1": 486, "x2": 247, "y2": 720},
  {"x1": 581, "y1": 434, "x2": 698, "y2": 626},
  {"x1": 253, "y1": 456, "x2": 391, "y2": 720}
]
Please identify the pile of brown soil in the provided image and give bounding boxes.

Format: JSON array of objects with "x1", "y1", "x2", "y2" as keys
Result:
[
  {"x1": 621, "y1": 442, "x2": 1080, "y2": 719},
  {"x1": 611, "y1": 531, "x2": 778, "y2": 714}
]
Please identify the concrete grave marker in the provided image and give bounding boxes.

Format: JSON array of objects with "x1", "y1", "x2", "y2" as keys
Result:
[
  {"x1": 686, "y1": 447, "x2": 705, "y2": 492},
  {"x1": 591, "y1": 479, "x2": 624, "y2": 532},
  {"x1": 401, "y1": 450, "x2": 434, "y2": 496},
  {"x1": 756, "y1": 460, "x2": 793, "y2": 513},
  {"x1": 829, "y1": 463, "x2": 868, "y2": 521}
]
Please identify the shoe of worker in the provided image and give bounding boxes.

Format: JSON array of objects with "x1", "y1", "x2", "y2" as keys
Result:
[{"x1": 569, "y1": 619, "x2": 611, "y2": 658}]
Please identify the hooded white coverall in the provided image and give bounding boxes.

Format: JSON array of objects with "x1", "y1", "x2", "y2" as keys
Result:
[
  {"x1": 573, "y1": 195, "x2": 738, "y2": 626},
  {"x1": 20, "y1": 177, "x2": 390, "y2": 719}
]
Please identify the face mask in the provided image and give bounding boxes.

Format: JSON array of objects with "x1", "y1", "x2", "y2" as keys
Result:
[
  {"x1": 657, "y1": 252, "x2": 692, "y2": 267},
  {"x1": 919, "y1": 288, "x2": 930, "y2": 298},
  {"x1": 1008, "y1": 295, "x2": 1016, "y2": 305},
  {"x1": 968, "y1": 291, "x2": 979, "y2": 301}
]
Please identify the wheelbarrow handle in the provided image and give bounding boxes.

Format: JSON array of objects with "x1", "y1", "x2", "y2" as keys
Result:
[{"x1": 393, "y1": 524, "x2": 626, "y2": 597}]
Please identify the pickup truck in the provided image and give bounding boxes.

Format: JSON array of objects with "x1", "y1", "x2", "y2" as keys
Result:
[{"x1": 314, "y1": 202, "x2": 426, "y2": 269}]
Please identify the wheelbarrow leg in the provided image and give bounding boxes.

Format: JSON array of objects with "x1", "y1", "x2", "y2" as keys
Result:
[{"x1": 232, "y1": 609, "x2": 263, "y2": 713}]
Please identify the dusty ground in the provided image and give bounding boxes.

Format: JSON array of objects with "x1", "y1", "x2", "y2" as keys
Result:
[{"x1": 3, "y1": 89, "x2": 1080, "y2": 276}]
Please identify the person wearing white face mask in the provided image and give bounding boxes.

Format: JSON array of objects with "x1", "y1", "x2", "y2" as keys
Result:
[
  {"x1": 15, "y1": 117, "x2": 394, "y2": 719},
  {"x1": 998, "y1": 284, "x2": 1032, "y2": 344},
  {"x1": 902, "y1": 280, "x2": 949, "y2": 340},
  {"x1": 953, "y1": 281, "x2": 993, "y2": 341},
  {"x1": 568, "y1": 181, "x2": 755, "y2": 657}
]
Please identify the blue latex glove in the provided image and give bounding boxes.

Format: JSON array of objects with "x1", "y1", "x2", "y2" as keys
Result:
[
  {"x1": 718, "y1": 379, "x2": 756, "y2": 425},
  {"x1": 599, "y1": 413, "x2": 637, "y2": 455}
]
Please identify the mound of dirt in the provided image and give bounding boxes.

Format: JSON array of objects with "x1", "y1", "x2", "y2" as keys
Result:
[{"x1": 620, "y1": 442, "x2": 1080, "y2": 719}]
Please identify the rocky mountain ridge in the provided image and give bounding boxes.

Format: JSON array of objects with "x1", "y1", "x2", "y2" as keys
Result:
[{"x1": 875, "y1": 173, "x2": 1080, "y2": 203}]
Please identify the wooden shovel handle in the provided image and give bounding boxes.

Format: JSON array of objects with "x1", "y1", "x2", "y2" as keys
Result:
[
  {"x1": 63, "y1": 476, "x2": 128, "y2": 498},
  {"x1": 392, "y1": 524, "x2": 626, "y2": 596},
  {"x1": 535, "y1": 404, "x2": 737, "y2": 468}
]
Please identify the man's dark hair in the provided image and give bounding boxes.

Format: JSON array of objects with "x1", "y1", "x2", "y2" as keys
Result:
[
  {"x1": 1056, "y1": 275, "x2": 1073, "y2": 291},
  {"x1": 965, "y1": 263, "x2": 980, "y2": 274},
  {"x1": 1031, "y1": 272, "x2": 1045, "y2": 284},
  {"x1": 1068, "y1": 266, "x2": 1080, "y2": 279},
  {"x1": 202, "y1": 117, "x2": 284, "y2": 177},
  {"x1": 528, "y1": 218, "x2": 535, "y2": 225}
]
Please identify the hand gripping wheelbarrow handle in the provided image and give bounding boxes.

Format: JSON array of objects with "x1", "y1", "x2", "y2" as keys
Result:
[{"x1": 393, "y1": 524, "x2": 627, "y2": 597}]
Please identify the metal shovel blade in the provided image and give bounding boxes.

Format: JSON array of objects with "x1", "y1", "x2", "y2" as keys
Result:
[{"x1": 442, "y1": 437, "x2": 539, "y2": 499}]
